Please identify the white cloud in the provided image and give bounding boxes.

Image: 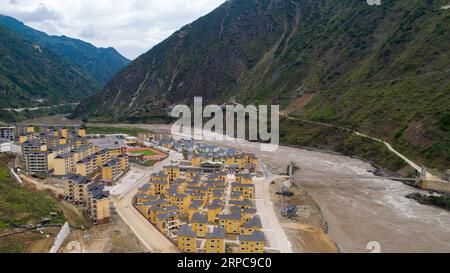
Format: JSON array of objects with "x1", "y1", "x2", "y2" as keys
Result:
[{"x1": 0, "y1": 0, "x2": 225, "y2": 59}]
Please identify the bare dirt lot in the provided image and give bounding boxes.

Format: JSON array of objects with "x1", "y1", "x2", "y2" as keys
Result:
[
  {"x1": 270, "y1": 177, "x2": 339, "y2": 253},
  {"x1": 60, "y1": 217, "x2": 145, "y2": 253}
]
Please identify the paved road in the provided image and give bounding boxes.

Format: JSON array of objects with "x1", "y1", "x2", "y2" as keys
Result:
[
  {"x1": 112, "y1": 150, "x2": 183, "y2": 253},
  {"x1": 254, "y1": 162, "x2": 292, "y2": 253}
]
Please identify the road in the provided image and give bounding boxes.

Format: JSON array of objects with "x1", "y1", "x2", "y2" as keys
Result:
[
  {"x1": 254, "y1": 162, "x2": 292, "y2": 253},
  {"x1": 112, "y1": 149, "x2": 183, "y2": 253}
]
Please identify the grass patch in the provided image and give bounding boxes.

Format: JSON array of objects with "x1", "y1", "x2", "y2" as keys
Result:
[
  {"x1": 280, "y1": 118, "x2": 407, "y2": 173},
  {"x1": 130, "y1": 150, "x2": 158, "y2": 156},
  {"x1": 0, "y1": 154, "x2": 66, "y2": 227},
  {"x1": 143, "y1": 160, "x2": 157, "y2": 167},
  {"x1": 85, "y1": 126, "x2": 149, "y2": 137}
]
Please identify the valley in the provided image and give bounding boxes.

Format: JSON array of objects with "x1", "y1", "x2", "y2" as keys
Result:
[{"x1": 85, "y1": 122, "x2": 450, "y2": 253}]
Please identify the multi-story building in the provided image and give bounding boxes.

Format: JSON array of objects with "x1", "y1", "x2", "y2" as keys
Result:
[
  {"x1": 54, "y1": 153, "x2": 75, "y2": 176},
  {"x1": 87, "y1": 183, "x2": 112, "y2": 225},
  {"x1": 101, "y1": 158, "x2": 122, "y2": 184},
  {"x1": 206, "y1": 200, "x2": 222, "y2": 223},
  {"x1": 218, "y1": 213, "x2": 242, "y2": 234},
  {"x1": 238, "y1": 231, "x2": 266, "y2": 253},
  {"x1": 178, "y1": 224, "x2": 197, "y2": 253},
  {"x1": 164, "y1": 165, "x2": 181, "y2": 182},
  {"x1": 63, "y1": 174, "x2": 92, "y2": 205},
  {"x1": 191, "y1": 212, "x2": 208, "y2": 238},
  {"x1": 23, "y1": 151, "x2": 54, "y2": 173},
  {"x1": 21, "y1": 140, "x2": 47, "y2": 153},
  {"x1": 76, "y1": 155, "x2": 98, "y2": 177},
  {"x1": 206, "y1": 227, "x2": 226, "y2": 253},
  {"x1": 242, "y1": 216, "x2": 263, "y2": 235},
  {"x1": 0, "y1": 127, "x2": 16, "y2": 141}
]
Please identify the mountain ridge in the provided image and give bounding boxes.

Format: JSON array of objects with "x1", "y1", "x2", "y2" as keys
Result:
[
  {"x1": 0, "y1": 23, "x2": 99, "y2": 119},
  {"x1": 74, "y1": 0, "x2": 449, "y2": 170},
  {"x1": 0, "y1": 14, "x2": 130, "y2": 85}
]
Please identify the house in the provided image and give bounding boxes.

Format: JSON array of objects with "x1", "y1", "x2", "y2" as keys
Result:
[
  {"x1": 191, "y1": 212, "x2": 208, "y2": 238},
  {"x1": 54, "y1": 152, "x2": 75, "y2": 175},
  {"x1": 242, "y1": 216, "x2": 263, "y2": 235},
  {"x1": 188, "y1": 200, "x2": 204, "y2": 221},
  {"x1": 239, "y1": 231, "x2": 266, "y2": 253},
  {"x1": 177, "y1": 224, "x2": 197, "y2": 253},
  {"x1": 206, "y1": 227, "x2": 226, "y2": 253},
  {"x1": 63, "y1": 174, "x2": 92, "y2": 205},
  {"x1": 87, "y1": 183, "x2": 112, "y2": 225},
  {"x1": 206, "y1": 200, "x2": 222, "y2": 223},
  {"x1": 218, "y1": 213, "x2": 242, "y2": 234},
  {"x1": 164, "y1": 165, "x2": 181, "y2": 182}
]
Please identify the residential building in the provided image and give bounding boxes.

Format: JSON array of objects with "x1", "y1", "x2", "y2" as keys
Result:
[
  {"x1": 206, "y1": 227, "x2": 226, "y2": 253},
  {"x1": 191, "y1": 212, "x2": 208, "y2": 238},
  {"x1": 239, "y1": 231, "x2": 266, "y2": 253},
  {"x1": 178, "y1": 224, "x2": 197, "y2": 253},
  {"x1": 54, "y1": 153, "x2": 75, "y2": 176},
  {"x1": 23, "y1": 151, "x2": 54, "y2": 173}
]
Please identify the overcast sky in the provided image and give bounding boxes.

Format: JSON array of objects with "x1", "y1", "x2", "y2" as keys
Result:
[{"x1": 0, "y1": 0, "x2": 225, "y2": 59}]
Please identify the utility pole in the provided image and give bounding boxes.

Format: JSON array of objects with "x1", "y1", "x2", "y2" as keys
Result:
[{"x1": 289, "y1": 162, "x2": 294, "y2": 187}]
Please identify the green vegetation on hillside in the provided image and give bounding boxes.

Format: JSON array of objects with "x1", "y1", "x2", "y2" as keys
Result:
[
  {"x1": 85, "y1": 126, "x2": 149, "y2": 137},
  {"x1": 0, "y1": 15, "x2": 130, "y2": 85},
  {"x1": 280, "y1": 118, "x2": 408, "y2": 173},
  {"x1": 0, "y1": 154, "x2": 65, "y2": 228},
  {"x1": 73, "y1": 0, "x2": 449, "y2": 172},
  {"x1": 0, "y1": 24, "x2": 99, "y2": 114}
]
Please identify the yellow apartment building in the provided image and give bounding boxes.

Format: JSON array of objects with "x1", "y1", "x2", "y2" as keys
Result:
[
  {"x1": 188, "y1": 200, "x2": 204, "y2": 221},
  {"x1": 206, "y1": 200, "x2": 222, "y2": 223},
  {"x1": 77, "y1": 127, "x2": 86, "y2": 137},
  {"x1": 164, "y1": 165, "x2": 181, "y2": 181},
  {"x1": 242, "y1": 216, "x2": 263, "y2": 235},
  {"x1": 191, "y1": 212, "x2": 208, "y2": 238},
  {"x1": 63, "y1": 174, "x2": 92, "y2": 205},
  {"x1": 206, "y1": 227, "x2": 226, "y2": 253},
  {"x1": 178, "y1": 224, "x2": 197, "y2": 253},
  {"x1": 218, "y1": 213, "x2": 242, "y2": 234},
  {"x1": 76, "y1": 155, "x2": 98, "y2": 177},
  {"x1": 239, "y1": 231, "x2": 266, "y2": 253},
  {"x1": 148, "y1": 179, "x2": 169, "y2": 196},
  {"x1": 54, "y1": 153, "x2": 75, "y2": 176},
  {"x1": 87, "y1": 183, "x2": 112, "y2": 225},
  {"x1": 231, "y1": 183, "x2": 255, "y2": 199},
  {"x1": 101, "y1": 158, "x2": 122, "y2": 183},
  {"x1": 235, "y1": 174, "x2": 253, "y2": 184}
]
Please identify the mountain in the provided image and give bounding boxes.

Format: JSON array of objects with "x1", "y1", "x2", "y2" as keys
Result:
[
  {"x1": 0, "y1": 15, "x2": 130, "y2": 85},
  {"x1": 74, "y1": 0, "x2": 450, "y2": 171},
  {"x1": 0, "y1": 24, "x2": 99, "y2": 110}
]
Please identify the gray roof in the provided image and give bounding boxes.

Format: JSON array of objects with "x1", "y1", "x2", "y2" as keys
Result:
[
  {"x1": 189, "y1": 200, "x2": 203, "y2": 209},
  {"x1": 64, "y1": 174, "x2": 91, "y2": 185},
  {"x1": 206, "y1": 227, "x2": 225, "y2": 239},
  {"x1": 207, "y1": 200, "x2": 222, "y2": 210},
  {"x1": 239, "y1": 231, "x2": 266, "y2": 242},
  {"x1": 191, "y1": 212, "x2": 208, "y2": 224},
  {"x1": 243, "y1": 216, "x2": 262, "y2": 229},
  {"x1": 218, "y1": 213, "x2": 241, "y2": 221},
  {"x1": 178, "y1": 224, "x2": 196, "y2": 237}
]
